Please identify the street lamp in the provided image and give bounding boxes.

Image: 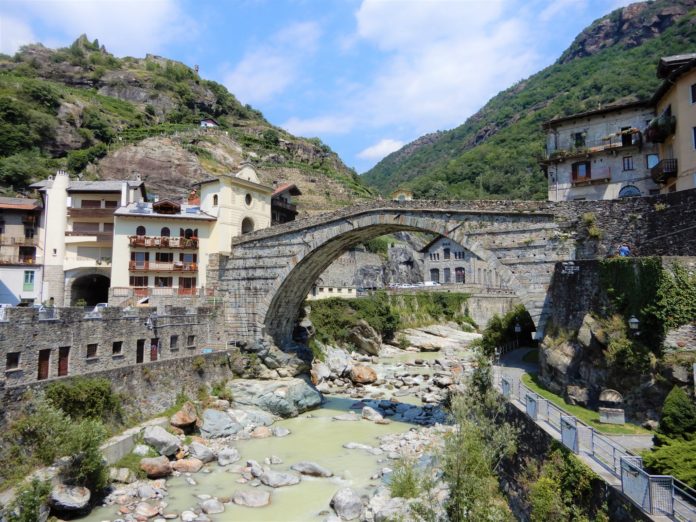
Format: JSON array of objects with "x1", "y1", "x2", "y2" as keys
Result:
[
  {"x1": 514, "y1": 322, "x2": 522, "y2": 347},
  {"x1": 628, "y1": 315, "x2": 640, "y2": 335}
]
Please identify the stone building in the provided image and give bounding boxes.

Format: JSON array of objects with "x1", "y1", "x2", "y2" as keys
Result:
[
  {"x1": 0, "y1": 197, "x2": 43, "y2": 305},
  {"x1": 542, "y1": 102, "x2": 660, "y2": 201},
  {"x1": 648, "y1": 53, "x2": 696, "y2": 193},
  {"x1": 421, "y1": 235, "x2": 505, "y2": 287},
  {"x1": 30, "y1": 172, "x2": 145, "y2": 306}
]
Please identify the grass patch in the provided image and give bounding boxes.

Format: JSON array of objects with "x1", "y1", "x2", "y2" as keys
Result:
[
  {"x1": 521, "y1": 374, "x2": 650, "y2": 436},
  {"x1": 114, "y1": 448, "x2": 157, "y2": 480},
  {"x1": 522, "y1": 349, "x2": 539, "y2": 364}
]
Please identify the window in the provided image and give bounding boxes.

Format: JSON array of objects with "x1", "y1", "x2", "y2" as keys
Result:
[
  {"x1": 103, "y1": 222, "x2": 114, "y2": 232},
  {"x1": 187, "y1": 335, "x2": 196, "y2": 347},
  {"x1": 23, "y1": 271, "x2": 34, "y2": 291},
  {"x1": 622, "y1": 156, "x2": 634, "y2": 171},
  {"x1": 328, "y1": 287, "x2": 334, "y2": 292},
  {"x1": 620, "y1": 127, "x2": 632, "y2": 147},
  {"x1": 571, "y1": 161, "x2": 591, "y2": 180},
  {"x1": 618, "y1": 185, "x2": 641, "y2": 198},
  {"x1": 213, "y1": 194, "x2": 218, "y2": 206},
  {"x1": 131, "y1": 251, "x2": 148, "y2": 268},
  {"x1": 430, "y1": 268, "x2": 440, "y2": 283},
  {"x1": 112, "y1": 341, "x2": 123, "y2": 356},
  {"x1": 455, "y1": 267, "x2": 465, "y2": 283},
  {"x1": 179, "y1": 277, "x2": 196, "y2": 292},
  {"x1": 443, "y1": 268, "x2": 451, "y2": 283},
  {"x1": 129, "y1": 275, "x2": 148, "y2": 287},
  {"x1": 245, "y1": 193, "x2": 252, "y2": 206},
  {"x1": 161, "y1": 227, "x2": 170, "y2": 237},
  {"x1": 73, "y1": 222, "x2": 100, "y2": 233},
  {"x1": 6, "y1": 352, "x2": 19, "y2": 371},
  {"x1": 154, "y1": 276, "x2": 173, "y2": 287},
  {"x1": 691, "y1": 83, "x2": 696, "y2": 103},
  {"x1": 184, "y1": 228, "x2": 194, "y2": 239},
  {"x1": 24, "y1": 227, "x2": 35, "y2": 239},
  {"x1": 105, "y1": 200, "x2": 118, "y2": 208},
  {"x1": 81, "y1": 199, "x2": 101, "y2": 208},
  {"x1": 693, "y1": 127, "x2": 696, "y2": 150},
  {"x1": 181, "y1": 253, "x2": 197, "y2": 263},
  {"x1": 86, "y1": 343, "x2": 98, "y2": 359},
  {"x1": 170, "y1": 335, "x2": 179, "y2": 350},
  {"x1": 155, "y1": 252, "x2": 174, "y2": 263},
  {"x1": 646, "y1": 154, "x2": 659, "y2": 169},
  {"x1": 443, "y1": 248, "x2": 450, "y2": 260},
  {"x1": 136, "y1": 225, "x2": 146, "y2": 236},
  {"x1": 136, "y1": 339, "x2": 145, "y2": 363},
  {"x1": 571, "y1": 132, "x2": 586, "y2": 148}
]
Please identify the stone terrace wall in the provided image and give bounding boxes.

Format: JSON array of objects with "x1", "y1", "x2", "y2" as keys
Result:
[{"x1": 0, "y1": 305, "x2": 226, "y2": 389}]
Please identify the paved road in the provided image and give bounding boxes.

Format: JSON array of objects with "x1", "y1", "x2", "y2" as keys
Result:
[{"x1": 495, "y1": 347, "x2": 654, "y2": 452}]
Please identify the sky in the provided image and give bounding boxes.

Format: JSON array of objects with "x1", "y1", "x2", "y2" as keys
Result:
[{"x1": 0, "y1": 0, "x2": 633, "y2": 173}]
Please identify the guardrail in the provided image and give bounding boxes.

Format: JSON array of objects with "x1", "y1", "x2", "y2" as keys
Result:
[{"x1": 498, "y1": 373, "x2": 696, "y2": 521}]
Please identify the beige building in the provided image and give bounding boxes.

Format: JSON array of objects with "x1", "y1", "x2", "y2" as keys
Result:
[
  {"x1": 110, "y1": 163, "x2": 273, "y2": 301},
  {"x1": 542, "y1": 102, "x2": 660, "y2": 201},
  {"x1": 391, "y1": 189, "x2": 414, "y2": 201},
  {"x1": 0, "y1": 197, "x2": 43, "y2": 305},
  {"x1": 648, "y1": 53, "x2": 696, "y2": 193},
  {"x1": 30, "y1": 172, "x2": 145, "y2": 306}
]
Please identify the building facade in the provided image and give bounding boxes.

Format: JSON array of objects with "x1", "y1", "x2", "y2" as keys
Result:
[
  {"x1": 542, "y1": 103, "x2": 660, "y2": 201},
  {"x1": 0, "y1": 197, "x2": 43, "y2": 305},
  {"x1": 271, "y1": 183, "x2": 301, "y2": 225},
  {"x1": 648, "y1": 53, "x2": 696, "y2": 193},
  {"x1": 421, "y1": 236, "x2": 505, "y2": 287}
]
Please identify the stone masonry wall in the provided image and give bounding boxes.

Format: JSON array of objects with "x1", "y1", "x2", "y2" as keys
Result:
[{"x1": 0, "y1": 305, "x2": 226, "y2": 389}]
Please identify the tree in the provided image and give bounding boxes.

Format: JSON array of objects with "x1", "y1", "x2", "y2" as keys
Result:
[{"x1": 656, "y1": 386, "x2": 696, "y2": 443}]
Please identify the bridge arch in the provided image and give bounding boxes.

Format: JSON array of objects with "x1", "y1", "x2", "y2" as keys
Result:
[{"x1": 234, "y1": 209, "x2": 552, "y2": 347}]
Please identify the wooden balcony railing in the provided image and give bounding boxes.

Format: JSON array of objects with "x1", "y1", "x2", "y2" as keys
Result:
[
  {"x1": 65, "y1": 231, "x2": 114, "y2": 241},
  {"x1": 546, "y1": 130, "x2": 642, "y2": 161},
  {"x1": 272, "y1": 199, "x2": 298, "y2": 213},
  {"x1": 128, "y1": 236, "x2": 199, "y2": 249},
  {"x1": 571, "y1": 167, "x2": 611, "y2": 186},
  {"x1": 650, "y1": 158, "x2": 678, "y2": 184},
  {"x1": 129, "y1": 261, "x2": 197, "y2": 272},
  {"x1": 0, "y1": 255, "x2": 41, "y2": 265},
  {"x1": 67, "y1": 207, "x2": 115, "y2": 218}
]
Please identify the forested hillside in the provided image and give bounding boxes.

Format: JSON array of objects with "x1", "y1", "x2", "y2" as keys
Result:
[
  {"x1": 362, "y1": 0, "x2": 696, "y2": 200},
  {"x1": 0, "y1": 36, "x2": 373, "y2": 213}
]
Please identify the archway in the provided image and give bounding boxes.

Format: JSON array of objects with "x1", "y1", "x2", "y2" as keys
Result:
[
  {"x1": 71, "y1": 274, "x2": 110, "y2": 306},
  {"x1": 241, "y1": 217, "x2": 254, "y2": 234}
]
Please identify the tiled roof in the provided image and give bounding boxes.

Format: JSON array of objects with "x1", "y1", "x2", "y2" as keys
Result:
[
  {"x1": 0, "y1": 196, "x2": 40, "y2": 210},
  {"x1": 30, "y1": 179, "x2": 144, "y2": 192},
  {"x1": 273, "y1": 183, "x2": 302, "y2": 196}
]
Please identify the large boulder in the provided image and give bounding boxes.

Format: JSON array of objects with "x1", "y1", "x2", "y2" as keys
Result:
[
  {"x1": 259, "y1": 469, "x2": 301, "y2": 488},
  {"x1": 140, "y1": 456, "x2": 172, "y2": 478},
  {"x1": 330, "y1": 487, "x2": 363, "y2": 520},
  {"x1": 242, "y1": 335, "x2": 310, "y2": 376},
  {"x1": 172, "y1": 458, "x2": 204, "y2": 473},
  {"x1": 233, "y1": 489, "x2": 271, "y2": 507},
  {"x1": 200, "y1": 409, "x2": 243, "y2": 439},
  {"x1": 200, "y1": 498, "x2": 225, "y2": 514},
  {"x1": 170, "y1": 401, "x2": 198, "y2": 429},
  {"x1": 188, "y1": 441, "x2": 215, "y2": 463},
  {"x1": 348, "y1": 320, "x2": 381, "y2": 355},
  {"x1": 577, "y1": 314, "x2": 605, "y2": 350},
  {"x1": 311, "y1": 361, "x2": 331, "y2": 384},
  {"x1": 49, "y1": 485, "x2": 91, "y2": 516},
  {"x1": 230, "y1": 378, "x2": 322, "y2": 418},
  {"x1": 142, "y1": 425, "x2": 180, "y2": 456},
  {"x1": 291, "y1": 461, "x2": 333, "y2": 477},
  {"x1": 217, "y1": 447, "x2": 241, "y2": 466},
  {"x1": 350, "y1": 365, "x2": 378, "y2": 385},
  {"x1": 109, "y1": 467, "x2": 137, "y2": 484},
  {"x1": 325, "y1": 346, "x2": 353, "y2": 377},
  {"x1": 226, "y1": 407, "x2": 276, "y2": 429}
]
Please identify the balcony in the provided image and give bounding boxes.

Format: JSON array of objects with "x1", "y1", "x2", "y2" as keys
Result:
[
  {"x1": 571, "y1": 167, "x2": 612, "y2": 186},
  {"x1": 0, "y1": 255, "x2": 41, "y2": 265},
  {"x1": 67, "y1": 207, "x2": 115, "y2": 218},
  {"x1": 651, "y1": 158, "x2": 678, "y2": 184},
  {"x1": 0, "y1": 236, "x2": 39, "y2": 246},
  {"x1": 272, "y1": 199, "x2": 298, "y2": 213},
  {"x1": 128, "y1": 236, "x2": 199, "y2": 249},
  {"x1": 65, "y1": 231, "x2": 114, "y2": 242},
  {"x1": 129, "y1": 261, "x2": 198, "y2": 272},
  {"x1": 645, "y1": 114, "x2": 676, "y2": 143},
  {"x1": 546, "y1": 129, "x2": 642, "y2": 162}
]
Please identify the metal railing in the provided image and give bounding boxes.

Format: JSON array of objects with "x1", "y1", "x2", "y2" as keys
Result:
[{"x1": 498, "y1": 373, "x2": 696, "y2": 521}]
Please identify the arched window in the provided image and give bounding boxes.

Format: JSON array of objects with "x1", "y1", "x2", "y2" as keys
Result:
[
  {"x1": 136, "y1": 225, "x2": 146, "y2": 236},
  {"x1": 184, "y1": 228, "x2": 194, "y2": 239},
  {"x1": 455, "y1": 267, "x2": 465, "y2": 283},
  {"x1": 618, "y1": 185, "x2": 641, "y2": 198},
  {"x1": 161, "y1": 227, "x2": 170, "y2": 237},
  {"x1": 213, "y1": 194, "x2": 218, "y2": 206},
  {"x1": 241, "y1": 217, "x2": 254, "y2": 234},
  {"x1": 430, "y1": 268, "x2": 440, "y2": 283}
]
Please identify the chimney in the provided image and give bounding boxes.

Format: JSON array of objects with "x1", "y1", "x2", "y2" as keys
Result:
[{"x1": 121, "y1": 182, "x2": 128, "y2": 207}]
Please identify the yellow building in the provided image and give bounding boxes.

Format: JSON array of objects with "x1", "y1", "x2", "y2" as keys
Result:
[
  {"x1": 110, "y1": 163, "x2": 273, "y2": 301},
  {"x1": 646, "y1": 53, "x2": 696, "y2": 192}
]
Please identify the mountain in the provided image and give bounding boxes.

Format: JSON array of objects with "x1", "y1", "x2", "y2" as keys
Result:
[
  {"x1": 0, "y1": 36, "x2": 373, "y2": 214},
  {"x1": 362, "y1": 0, "x2": 696, "y2": 200}
]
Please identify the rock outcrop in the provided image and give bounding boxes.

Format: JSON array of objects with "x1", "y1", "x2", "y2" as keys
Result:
[{"x1": 229, "y1": 378, "x2": 322, "y2": 418}]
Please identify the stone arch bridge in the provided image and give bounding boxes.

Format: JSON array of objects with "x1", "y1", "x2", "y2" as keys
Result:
[{"x1": 208, "y1": 192, "x2": 696, "y2": 347}]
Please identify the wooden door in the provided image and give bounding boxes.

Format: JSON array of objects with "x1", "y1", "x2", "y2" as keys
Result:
[
  {"x1": 136, "y1": 340, "x2": 144, "y2": 364},
  {"x1": 58, "y1": 346, "x2": 69, "y2": 377},
  {"x1": 37, "y1": 349, "x2": 50, "y2": 380},
  {"x1": 150, "y1": 338, "x2": 159, "y2": 361}
]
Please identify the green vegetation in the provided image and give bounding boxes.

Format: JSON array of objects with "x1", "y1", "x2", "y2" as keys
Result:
[
  {"x1": 1, "y1": 478, "x2": 51, "y2": 522},
  {"x1": 388, "y1": 458, "x2": 421, "y2": 499},
  {"x1": 362, "y1": 2, "x2": 696, "y2": 200},
  {"x1": 528, "y1": 447, "x2": 608, "y2": 522},
  {"x1": 362, "y1": 236, "x2": 391, "y2": 257},
  {"x1": 211, "y1": 380, "x2": 233, "y2": 402},
  {"x1": 643, "y1": 386, "x2": 696, "y2": 486},
  {"x1": 308, "y1": 291, "x2": 472, "y2": 346},
  {"x1": 521, "y1": 374, "x2": 650, "y2": 435},
  {"x1": 45, "y1": 376, "x2": 123, "y2": 424},
  {"x1": 476, "y1": 304, "x2": 535, "y2": 357},
  {"x1": 114, "y1": 447, "x2": 157, "y2": 481}
]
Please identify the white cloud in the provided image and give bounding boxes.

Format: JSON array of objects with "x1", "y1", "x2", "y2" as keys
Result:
[
  {"x1": 357, "y1": 138, "x2": 405, "y2": 160},
  {"x1": 224, "y1": 21, "x2": 321, "y2": 105},
  {"x1": 282, "y1": 115, "x2": 355, "y2": 136},
  {"x1": 1, "y1": 0, "x2": 193, "y2": 57},
  {"x1": 0, "y1": 14, "x2": 37, "y2": 54},
  {"x1": 539, "y1": 0, "x2": 588, "y2": 23}
]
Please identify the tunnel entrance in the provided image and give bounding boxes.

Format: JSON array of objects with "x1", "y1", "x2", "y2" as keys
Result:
[{"x1": 71, "y1": 274, "x2": 110, "y2": 306}]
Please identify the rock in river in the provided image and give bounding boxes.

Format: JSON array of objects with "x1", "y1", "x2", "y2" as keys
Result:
[
  {"x1": 330, "y1": 487, "x2": 363, "y2": 520},
  {"x1": 230, "y1": 378, "x2": 322, "y2": 418},
  {"x1": 259, "y1": 469, "x2": 301, "y2": 488},
  {"x1": 217, "y1": 447, "x2": 241, "y2": 466},
  {"x1": 170, "y1": 401, "x2": 198, "y2": 429},
  {"x1": 291, "y1": 461, "x2": 333, "y2": 477},
  {"x1": 188, "y1": 441, "x2": 215, "y2": 463},
  {"x1": 233, "y1": 489, "x2": 271, "y2": 507},
  {"x1": 140, "y1": 456, "x2": 172, "y2": 478},
  {"x1": 143, "y1": 425, "x2": 181, "y2": 457},
  {"x1": 49, "y1": 484, "x2": 91, "y2": 515},
  {"x1": 200, "y1": 408, "x2": 243, "y2": 438},
  {"x1": 172, "y1": 457, "x2": 204, "y2": 473},
  {"x1": 350, "y1": 364, "x2": 378, "y2": 385}
]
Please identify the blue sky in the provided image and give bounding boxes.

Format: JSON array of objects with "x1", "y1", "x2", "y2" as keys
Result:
[{"x1": 1, "y1": 0, "x2": 631, "y2": 173}]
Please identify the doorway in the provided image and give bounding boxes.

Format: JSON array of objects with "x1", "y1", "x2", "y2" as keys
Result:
[
  {"x1": 58, "y1": 346, "x2": 70, "y2": 377},
  {"x1": 150, "y1": 338, "x2": 159, "y2": 361},
  {"x1": 136, "y1": 339, "x2": 145, "y2": 364},
  {"x1": 38, "y1": 349, "x2": 50, "y2": 380}
]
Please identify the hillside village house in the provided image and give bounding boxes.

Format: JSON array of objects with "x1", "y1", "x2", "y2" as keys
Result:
[
  {"x1": 0, "y1": 197, "x2": 43, "y2": 305},
  {"x1": 542, "y1": 52, "x2": 696, "y2": 201},
  {"x1": 271, "y1": 183, "x2": 301, "y2": 225},
  {"x1": 30, "y1": 172, "x2": 145, "y2": 307},
  {"x1": 110, "y1": 163, "x2": 272, "y2": 300},
  {"x1": 391, "y1": 189, "x2": 414, "y2": 201},
  {"x1": 648, "y1": 53, "x2": 696, "y2": 193}
]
